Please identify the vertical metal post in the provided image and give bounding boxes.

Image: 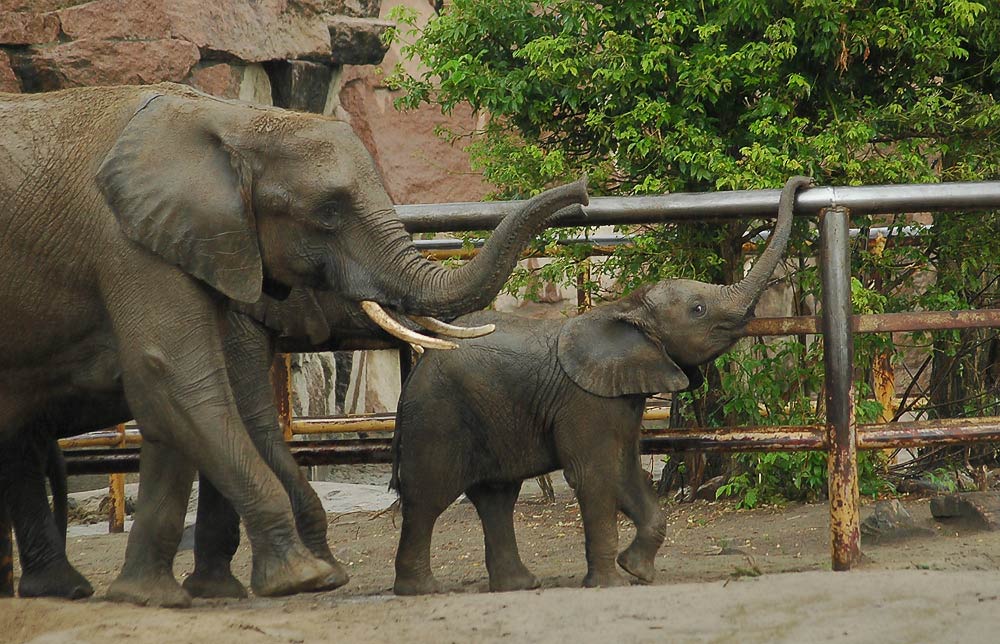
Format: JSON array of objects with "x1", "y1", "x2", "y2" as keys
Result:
[
  {"x1": 272, "y1": 354, "x2": 294, "y2": 442},
  {"x1": 108, "y1": 423, "x2": 127, "y2": 533},
  {"x1": 820, "y1": 206, "x2": 860, "y2": 570}
]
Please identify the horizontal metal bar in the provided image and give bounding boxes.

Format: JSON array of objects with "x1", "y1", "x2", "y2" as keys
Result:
[
  {"x1": 641, "y1": 426, "x2": 827, "y2": 452},
  {"x1": 744, "y1": 309, "x2": 1000, "y2": 336},
  {"x1": 397, "y1": 181, "x2": 1000, "y2": 233},
  {"x1": 64, "y1": 439, "x2": 395, "y2": 474},
  {"x1": 857, "y1": 416, "x2": 1000, "y2": 449},
  {"x1": 62, "y1": 416, "x2": 1000, "y2": 474},
  {"x1": 293, "y1": 415, "x2": 396, "y2": 434}
]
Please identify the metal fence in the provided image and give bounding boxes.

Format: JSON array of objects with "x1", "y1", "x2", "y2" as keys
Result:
[{"x1": 58, "y1": 180, "x2": 1000, "y2": 572}]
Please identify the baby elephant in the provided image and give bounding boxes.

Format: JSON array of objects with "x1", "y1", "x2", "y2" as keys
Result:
[{"x1": 390, "y1": 175, "x2": 811, "y2": 594}]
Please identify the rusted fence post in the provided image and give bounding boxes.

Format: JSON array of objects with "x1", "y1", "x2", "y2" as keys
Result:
[
  {"x1": 820, "y1": 205, "x2": 861, "y2": 570},
  {"x1": 107, "y1": 423, "x2": 127, "y2": 533},
  {"x1": 272, "y1": 354, "x2": 294, "y2": 442}
]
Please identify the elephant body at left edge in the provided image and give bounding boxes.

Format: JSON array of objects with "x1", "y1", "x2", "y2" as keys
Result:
[
  {"x1": 0, "y1": 181, "x2": 588, "y2": 602},
  {"x1": 0, "y1": 83, "x2": 588, "y2": 606}
]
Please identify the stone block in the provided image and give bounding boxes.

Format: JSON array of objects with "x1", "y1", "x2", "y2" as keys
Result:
[
  {"x1": 17, "y1": 38, "x2": 199, "y2": 91},
  {"x1": 265, "y1": 59, "x2": 333, "y2": 113},
  {"x1": 328, "y1": 16, "x2": 391, "y2": 65},
  {"x1": 57, "y1": 0, "x2": 171, "y2": 41},
  {"x1": 237, "y1": 63, "x2": 273, "y2": 105},
  {"x1": 861, "y1": 499, "x2": 933, "y2": 543},
  {"x1": 186, "y1": 61, "x2": 273, "y2": 105},
  {"x1": 930, "y1": 491, "x2": 1000, "y2": 530},
  {"x1": 1, "y1": 1, "x2": 87, "y2": 11},
  {"x1": 316, "y1": 0, "x2": 382, "y2": 18},
  {"x1": 0, "y1": 11, "x2": 60, "y2": 45},
  {"x1": 0, "y1": 49, "x2": 19, "y2": 92},
  {"x1": 186, "y1": 62, "x2": 244, "y2": 99},
  {"x1": 167, "y1": 0, "x2": 332, "y2": 63}
]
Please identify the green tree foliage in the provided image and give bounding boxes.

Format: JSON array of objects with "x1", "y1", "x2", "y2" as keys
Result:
[{"x1": 388, "y1": 0, "x2": 1000, "y2": 505}]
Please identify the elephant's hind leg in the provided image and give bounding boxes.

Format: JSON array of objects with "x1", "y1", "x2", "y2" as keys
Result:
[
  {"x1": 393, "y1": 490, "x2": 455, "y2": 596},
  {"x1": 181, "y1": 476, "x2": 247, "y2": 599},
  {"x1": 467, "y1": 482, "x2": 539, "y2": 592},
  {"x1": 615, "y1": 455, "x2": 665, "y2": 583},
  {"x1": 2, "y1": 447, "x2": 92, "y2": 599}
]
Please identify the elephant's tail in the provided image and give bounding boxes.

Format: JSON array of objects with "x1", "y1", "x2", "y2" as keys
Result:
[
  {"x1": 46, "y1": 438, "x2": 69, "y2": 541},
  {"x1": 388, "y1": 410, "x2": 403, "y2": 494}
]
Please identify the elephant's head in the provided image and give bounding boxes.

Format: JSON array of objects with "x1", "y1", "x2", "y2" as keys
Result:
[
  {"x1": 557, "y1": 176, "x2": 812, "y2": 397},
  {"x1": 96, "y1": 85, "x2": 588, "y2": 345}
]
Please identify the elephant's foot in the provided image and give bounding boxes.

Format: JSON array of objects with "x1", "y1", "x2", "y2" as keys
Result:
[
  {"x1": 616, "y1": 546, "x2": 657, "y2": 583},
  {"x1": 181, "y1": 567, "x2": 248, "y2": 599},
  {"x1": 18, "y1": 559, "x2": 94, "y2": 600},
  {"x1": 106, "y1": 569, "x2": 191, "y2": 608},
  {"x1": 310, "y1": 556, "x2": 350, "y2": 592},
  {"x1": 393, "y1": 572, "x2": 442, "y2": 596},
  {"x1": 488, "y1": 567, "x2": 540, "y2": 593},
  {"x1": 249, "y1": 546, "x2": 337, "y2": 597},
  {"x1": 582, "y1": 568, "x2": 629, "y2": 589}
]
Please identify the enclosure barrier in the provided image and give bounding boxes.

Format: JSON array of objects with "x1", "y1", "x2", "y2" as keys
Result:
[{"x1": 51, "y1": 180, "x2": 1000, "y2": 575}]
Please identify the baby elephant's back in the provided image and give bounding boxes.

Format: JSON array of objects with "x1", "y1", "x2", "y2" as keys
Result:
[{"x1": 408, "y1": 310, "x2": 563, "y2": 397}]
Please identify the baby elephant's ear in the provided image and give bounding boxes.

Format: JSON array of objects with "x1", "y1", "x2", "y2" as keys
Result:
[
  {"x1": 556, "y1": 311, "x2": 691, "y2": 398},
  {"x1": 96, "y1": 92, "x2": 263, "y2": 303}
]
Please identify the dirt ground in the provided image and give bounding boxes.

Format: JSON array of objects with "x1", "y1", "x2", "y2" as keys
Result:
[{"x1": 4, "y1": 470, "x2": 1000, "y2": 643}]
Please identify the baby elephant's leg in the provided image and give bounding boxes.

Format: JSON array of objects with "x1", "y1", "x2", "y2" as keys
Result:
[
  {"x1": 393, "y1": 494, "x2": 451, "y2": 596},
  {"x1": 564, "y1": 464, "x2": 628, "y2": 588},
  {"x1": 616, "y1": 455, "x2": 665, "y2": 582},
  {"x1": 467, "y1": 482, "x2": 539, "y2": 592}
]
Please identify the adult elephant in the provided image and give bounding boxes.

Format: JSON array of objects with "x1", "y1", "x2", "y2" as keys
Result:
[
  {"x1": 0, "y1": 182, "x2": 587, "y2": 604},
  {"x1": 0, "y1": 82, "x2": 588, "y2": 605}
]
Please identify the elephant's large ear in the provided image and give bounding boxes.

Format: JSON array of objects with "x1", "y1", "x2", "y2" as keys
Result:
[
  {"x1": 96, "y1": 93, "x2": 263, "y2": 303},
  {"x1": 556, "y1": 311, "x2": 691, "y2": 397}
]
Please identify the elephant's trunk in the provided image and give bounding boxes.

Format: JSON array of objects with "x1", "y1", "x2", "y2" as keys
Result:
[
  {"x1": 372, "y1": 178, "x2": 589, "y2": 320},
  {"x1": 722, "y1": 176, "x2": 812, "y2": 316}
]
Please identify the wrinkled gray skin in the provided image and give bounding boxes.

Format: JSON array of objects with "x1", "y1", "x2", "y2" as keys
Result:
[
  {"x1": 389, "y1": 176, "x2": 812, "y2": 595},
  {"x1": 0, "y1": 82, "x2": 588, "y2": 606},
  {"x1": 0, "y1": 180, "x2": 589, "y2": 603}
]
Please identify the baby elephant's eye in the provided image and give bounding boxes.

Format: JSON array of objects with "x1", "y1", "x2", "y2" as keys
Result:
[{"x1": 692, "y1": 303, "x2": 706, "y2": 317}]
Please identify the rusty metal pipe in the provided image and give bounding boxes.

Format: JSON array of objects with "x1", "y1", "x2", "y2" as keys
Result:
[
  {"x1": 820, "y1": 206, "x2": 861, "y2": 571},
  {"x1": 745, "y1": 309, "x2": 1000, "y2": 336}
]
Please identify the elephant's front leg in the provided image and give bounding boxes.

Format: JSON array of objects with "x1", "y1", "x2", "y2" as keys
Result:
[
  {"x1": 615, "y1": 451, "x2": 665, "y2": 583},
  {"x1": 104, "y1": 267, "x2": 334, "y2": 605},
  {"x1": 106, "y1": 440, "x2": 196, "y2": 607},
  {"x1": 564, "y1": 460, "x2": 628, "y2": 588},
  {"x1": 184, "y1": 314, "x2": 347, "y2": 599}
]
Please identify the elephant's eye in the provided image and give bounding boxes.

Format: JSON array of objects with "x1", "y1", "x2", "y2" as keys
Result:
[{"x1": 691, "y1": 303, "x2": 706, "y2": 317}]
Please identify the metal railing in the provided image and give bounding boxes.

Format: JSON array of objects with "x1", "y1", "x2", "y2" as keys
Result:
[{"x1": 57, "y1": 180, "x2": 1000, "y2": 572}]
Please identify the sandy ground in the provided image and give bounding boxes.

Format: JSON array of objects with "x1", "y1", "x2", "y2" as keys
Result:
[{"x1": 4, "y1": 466, "x2": 1000, "y2": 643}]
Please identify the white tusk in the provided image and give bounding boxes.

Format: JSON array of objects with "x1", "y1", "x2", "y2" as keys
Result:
[
  {"x1": 410, "y1": 316, "x2": 496, "y2": 339},
  {"x1": 360, "y1": 301, "x2": 459, "y2": 351}
]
